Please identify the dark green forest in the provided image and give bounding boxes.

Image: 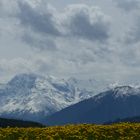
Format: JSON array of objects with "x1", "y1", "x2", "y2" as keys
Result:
[{"x1": 0, "y1": 118, "x2": 44, "y2": 128}]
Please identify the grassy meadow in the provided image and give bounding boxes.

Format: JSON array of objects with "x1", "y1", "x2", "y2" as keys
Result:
[{"x1": 0, "y1": 123, "x2": 140, "y2": 140}]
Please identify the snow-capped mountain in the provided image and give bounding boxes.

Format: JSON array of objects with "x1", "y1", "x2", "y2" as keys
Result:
[
  {"x1": 0, "y1": 73, "x2": 94, "y2": 123},
  {"x1": 46, "y1": 85, "x2": 140, "y2": 125}
]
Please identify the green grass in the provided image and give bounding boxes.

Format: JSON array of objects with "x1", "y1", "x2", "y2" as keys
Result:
[{"x1": 0, "y1": 123, "x2": 140, "y2": 140}]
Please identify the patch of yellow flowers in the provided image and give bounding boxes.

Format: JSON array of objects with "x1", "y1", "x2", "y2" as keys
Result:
[{"x1": 0, "y1": 123, "x2": 140, "y2": 140}]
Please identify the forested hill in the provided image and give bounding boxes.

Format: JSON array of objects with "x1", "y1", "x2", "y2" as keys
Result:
[
  {"x1": 0, "y1": 118, "x2": 44, "y2": 128},
  {"x1": 105, "y1": 116, "x2": 140, "y2": 124}
]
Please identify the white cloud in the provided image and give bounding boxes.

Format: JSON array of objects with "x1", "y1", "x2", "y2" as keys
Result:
[
  {"x1": 124, "y1": 16, "x2": 140, "y2": 44},
  {"x1": 0, "y1": 0, "x2": 140, "y2": 87},
  {"x1": 15, "y1": 1, "x2": 111, "y2": 52}
]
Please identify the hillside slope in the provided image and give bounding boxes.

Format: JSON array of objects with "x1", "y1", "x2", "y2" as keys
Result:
[
  {"x1": 46, "y1": 86, "x2": 140, "y2": 125},
  {"x1": 0, "y1": 118, "x2": 44, "y2": 128}
]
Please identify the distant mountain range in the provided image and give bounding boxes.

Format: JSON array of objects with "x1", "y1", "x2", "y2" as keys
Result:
[
  {"x1": 1, "y1": 73, "x2": 140, "y2": 126},
  {"x1": 0, "y1": 73, "x2": 93, "y2": 123},
  {"x1": 0, "y1": 118, "x2": 44, "y2": 128},
  {"x1": 46, "y1": 86, "x2": 140, "y2": 125}
]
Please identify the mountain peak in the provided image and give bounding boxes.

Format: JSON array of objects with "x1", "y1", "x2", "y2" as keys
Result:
[
  {"x1": 0, "y1": 73, "x2": 94, "y2": 123},
  {"x1": 112, "y1": 85, "x2": 140, "y2": 98},
  {"x1": 46, "y1": 85, "x2": 140, "y2": 125},
  {"x1": 113, "y1": 85, "x2": 133, "y2": 91},
  {"x1": 7, "y1": 73, "x2": 38, "y2": 89},
  {"x1": 93, "y1": 85, "x2": 140, "y2": 102}
]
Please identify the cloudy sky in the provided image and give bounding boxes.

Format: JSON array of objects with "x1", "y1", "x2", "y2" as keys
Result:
[{"x1": 0, "y1": 0, "x2": 140, "y2": 85}]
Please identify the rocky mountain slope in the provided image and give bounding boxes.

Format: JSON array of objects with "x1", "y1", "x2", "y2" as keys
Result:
[
  {"x1": 0, "y1": 73, "x2": 93, "y2": 123},
  {"x1": 46, "y1": 86, "x2": 140, "y2": 125}
]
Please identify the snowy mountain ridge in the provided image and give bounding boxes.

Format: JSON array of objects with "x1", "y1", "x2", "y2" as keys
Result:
[
  {"x1": 0, "y1": 73, "x2": 94, "y2": 123},
  {"x1": 46, "y1": 85, "x2": 140, "y2": 125},
  {"x1": 0, "y1": 73, "x2": 140, "y2": 123},
  {"x1": 94, "y1": 85, "x2": 140, "y2": 101}
]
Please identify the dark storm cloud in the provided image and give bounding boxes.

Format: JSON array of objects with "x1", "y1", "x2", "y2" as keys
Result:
[
  {"x1": 17, "y1": 2, "x2": 110, "y2": 44},
  {"x1": 64, "y1": 5, "x2": 110, "y2": 42},
  {"x1": 17, "y1": 1, "x2": 60, "y2": 36},
  {"x1": 114, "y1": 0, "x2": 139, "y2": 12}
]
